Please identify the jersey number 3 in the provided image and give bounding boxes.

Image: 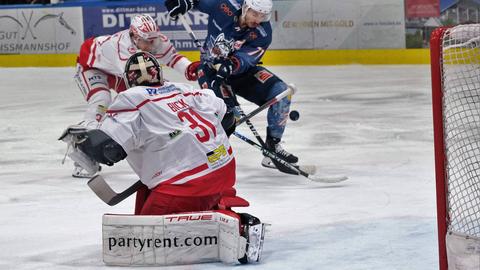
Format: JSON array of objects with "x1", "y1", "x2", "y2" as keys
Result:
[{"x1": 178, "y1": 108, "x2": 217, "y2": 143}]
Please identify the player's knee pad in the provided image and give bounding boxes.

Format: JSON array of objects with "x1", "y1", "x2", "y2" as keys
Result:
[
  {"x1": 268, "y1": 81, "x2": 289, "y2": 99},
  {"x1": 266, "y1": 82, "x2": 291, "y2": 137},
  {"x1": 78, "y1": 129, "x2": 127, "y2": 166},
  {"x1": 102, "y1": 211, "x2": 265, "y2": 266},
  {"x1": 74, "y1": 66, "x2": 109, "y2": 100}
]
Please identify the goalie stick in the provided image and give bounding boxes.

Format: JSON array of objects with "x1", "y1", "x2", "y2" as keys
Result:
[
  {"x1": 88, "y1": 175, "x2": 143, "y2": 206},
  {"x1": 233, "y1": 131, "x2": 348, "y2": 183}
]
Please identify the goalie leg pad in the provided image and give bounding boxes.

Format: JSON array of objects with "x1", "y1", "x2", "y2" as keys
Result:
[{"x1": 102, "y1": 211, "x2": 262, "y2": 266}]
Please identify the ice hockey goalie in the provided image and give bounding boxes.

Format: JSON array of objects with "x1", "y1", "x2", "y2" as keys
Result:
[{"x1": 60, "y1": 51, "x2": 266, "y2": 265}]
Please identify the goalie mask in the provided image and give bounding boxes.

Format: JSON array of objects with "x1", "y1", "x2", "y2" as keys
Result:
[{"x1": 124, "y1": 51, "x2": 164, "y2": 88}]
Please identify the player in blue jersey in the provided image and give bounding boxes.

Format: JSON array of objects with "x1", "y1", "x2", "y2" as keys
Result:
[{"x1": 165, "y1": 0, "x2": 299, "y2": 170}]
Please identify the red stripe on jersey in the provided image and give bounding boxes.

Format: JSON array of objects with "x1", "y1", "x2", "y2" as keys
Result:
[
  {"x1": 97, "y1": 34, "x2": 113, "y2": 46},
  {"x1": 162, "y1": 163, "x2": 210, "y2": 185},
  {"x1": 152, "y1": 158, "x2": 236, "y2": 196},
  {"x1": 88, "y1": 42, "x2": 98, "y2": 67},
  {"x1": 182, "y1": 92, "x2": 202, "y2": 98},
  {"x1": 106, "y1": 91, "x2": 203, "y2": 113},
  {"x1": 154, "y1": 44, "x2": 174, "y2": 58},
  {"x1": 86, "y1": 87, "x2": 110, "y2": 101},
  {"x1": 77, "y1": 38, "x2": 95, "y2": 68},
  {"x1": 168, "y1": 55, "x2": 184, "y2": 68},
  {"x1": 159, "y1": 34, "x2": 168, "y2": 42},
  {"x1": 151, "y1": 92, "x2": 182, "y2": 102},
  {"x1": 118, "y1": 32, "x2": 131, "y2": 61}
]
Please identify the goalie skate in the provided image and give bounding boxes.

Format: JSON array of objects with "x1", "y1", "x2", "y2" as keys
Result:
[
  {"x1": 244, "y1": 223, "x2": 266, "y2": 263},
  {"x1": 238, "y1": 213, "x2": 266, "y2": 264}
]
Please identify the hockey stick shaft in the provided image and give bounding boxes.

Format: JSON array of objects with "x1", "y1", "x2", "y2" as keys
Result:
[
  {"x1": 233, "y1": 131, "x2": 306, "y2": 177},
  {"x1": 88, "y1": 175, "x2": 143, "y2": 206},
  {"x1": 178, "y1": 14, "x2": 204, "y2": 50},
  {"x1": 234, "y1": 131, "x2": 348, "y2": 183},
  {"x1": 236, "y1": 84, "x2": 296, "y2": 126}
]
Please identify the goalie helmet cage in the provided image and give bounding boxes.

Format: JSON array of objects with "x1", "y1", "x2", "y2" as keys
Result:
[{"x1": 430, "y1": 24, "x2": 480, "y2": 270}]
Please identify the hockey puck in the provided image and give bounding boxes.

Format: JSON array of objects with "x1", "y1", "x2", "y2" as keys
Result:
[{"x1": 289, "y1": 110, "x2": 300, "y2": 121}]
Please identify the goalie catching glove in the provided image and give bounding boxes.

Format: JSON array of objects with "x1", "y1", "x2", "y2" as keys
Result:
[{"x1": 59, "y1": 125, "x2": 127, "y2": 174}]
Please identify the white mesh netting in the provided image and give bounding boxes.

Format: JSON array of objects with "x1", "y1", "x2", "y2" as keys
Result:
[{"x1": 441, "y1": 24, "x2": 480, "y2": 239}]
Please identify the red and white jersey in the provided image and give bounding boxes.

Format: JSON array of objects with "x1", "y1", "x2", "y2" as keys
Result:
[
  {"x1": 100, "y1": 82, "x2": 235, "y2": 196},
  {"x1": 78, "y1": 29, "x2": 191, "y2": 80}
]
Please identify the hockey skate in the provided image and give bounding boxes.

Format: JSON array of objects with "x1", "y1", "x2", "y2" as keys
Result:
[
  {"x1": 238, "y1": 213, "x2": 266, "y2": 264},
  {"x1": 261, "y1": 135, "x2": 299, "y2": 172}
]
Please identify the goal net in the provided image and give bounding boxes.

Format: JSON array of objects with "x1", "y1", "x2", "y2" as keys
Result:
[{"x1": 431, "y1": 24, "x2": 480, "y2": 270}]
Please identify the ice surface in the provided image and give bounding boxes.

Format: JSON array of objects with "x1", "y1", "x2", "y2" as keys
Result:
[{"x1": 0, "y1": 65, "x2": 437, "y2": 269}]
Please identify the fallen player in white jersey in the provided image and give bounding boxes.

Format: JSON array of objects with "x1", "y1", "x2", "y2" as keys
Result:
[{"x1": 60, "y1": 51, "x2": 265, "y2": 265}]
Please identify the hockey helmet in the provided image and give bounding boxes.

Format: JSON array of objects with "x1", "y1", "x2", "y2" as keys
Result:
[
  {"x1": 124, "y1": 51, "x2": 163, "y2": 88},
  {"x1": 242, "y1": 0, "x2": 273, "y2": 22},
  {"x1": 129, "y1": 14, "x2": 160, "y2": 41}
]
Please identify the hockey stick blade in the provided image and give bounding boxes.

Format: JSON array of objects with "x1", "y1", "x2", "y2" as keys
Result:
[
  {"x1": 308, "y1": 174, "x2": 348, "y2": 183},
  {"x1": 234, "y1": 131, "x2": 347, "y2": 183},
  {"x1": 296, "y1": 165, "x2": 316, "y2": 175},
  {"x1": 87, "y1": 175, "x2": 143, "y2": 206}
]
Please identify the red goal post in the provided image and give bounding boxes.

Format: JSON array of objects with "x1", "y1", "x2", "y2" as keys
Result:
[{"x1": 430, "y1": 25, "x2": 480, "y2": 270}]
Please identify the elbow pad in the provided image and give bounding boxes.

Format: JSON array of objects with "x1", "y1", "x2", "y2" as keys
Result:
[
  {"x1": 221, "y1": 109, "x2": 236, "y2": 137},
  {"x1": 78, "y1": 130, "x2": 127, "y2": 166}
]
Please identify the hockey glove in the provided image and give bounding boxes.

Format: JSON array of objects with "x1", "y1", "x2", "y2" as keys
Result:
[
  {"x1": 216, "y1": 59, "x2": 235, "y2": 81},
  {"x1": 211, "y1": 59, "x2": 234, "y2": 93},
  {"x1": 59, "y1": 125, "x2": 100, "y2": 175},
  {"x1": 221, "y1": 108, "x2": 236, "y2": 137},
  {"x1": 77, "y1": 130, "x2": 127, "y2": 166},
  {"x1": 165, "y1": 0, "x2": 198, "y2": 18},
  {"x1": 185, "y1": 61, "x2": 201, "y2": 81},
  {"x1": 211, "y1": 59, "x2": 237, "y2": 108},
  {"x1": 59, "y1": 127, "x2": 127, "y2": 167}
]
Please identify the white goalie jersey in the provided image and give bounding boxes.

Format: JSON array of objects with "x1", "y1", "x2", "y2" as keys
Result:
[{"x1": 99, "y1": 82, "x2": 235, "y2": 195}]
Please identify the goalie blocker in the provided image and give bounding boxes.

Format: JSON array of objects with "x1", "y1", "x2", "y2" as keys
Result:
[{"x1": 103, "y1": 210, "x2": 266, "y2": 266}]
